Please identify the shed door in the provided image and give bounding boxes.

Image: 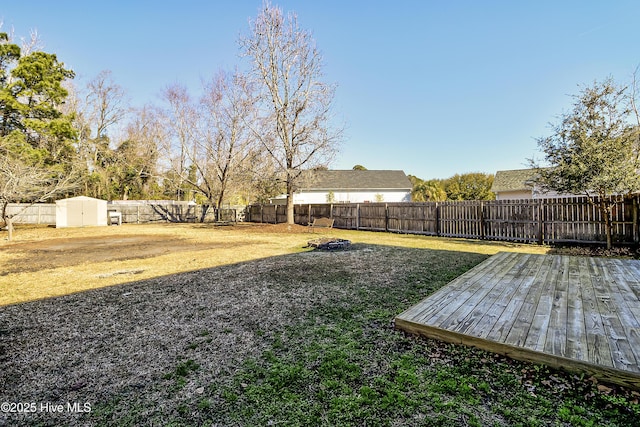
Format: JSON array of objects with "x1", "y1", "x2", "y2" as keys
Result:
[
  {"x1": 82, "y1": 200, "x2": 98, "y2": 226},
  {"x1": 67, "y1": 199, "x2": 84, "y2": 227}
]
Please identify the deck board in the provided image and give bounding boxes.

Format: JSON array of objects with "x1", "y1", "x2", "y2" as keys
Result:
[
  {"x1": 566, "y1": 257, "x2": 588, "y2": 361},
  {"x1": 395, "y1": 252, "x2": 640, "y2": 390}
]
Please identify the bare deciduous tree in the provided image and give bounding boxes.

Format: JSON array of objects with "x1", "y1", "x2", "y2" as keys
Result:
[
  {"x1": 85, "y1": 70, "x2": 128, "y2": 142},
  {"x1": 112, "y1": 105, "x2": 164, "y2": 199},
  {"x1": 160, "y1": 74, "x2": 261, "y2": 212},
  {"x1": 240, "y1": 1, "x2": 342, "y2": 223},
  {"x1": 18, "y1": 29, "x2": 43, "y2": 56},
  {"x1": 161, "y1": 84, "x2": 200, "y2": 201},
  {"x1": 0, "y1": 21, "x2": 42, "y2": 55},
  {"x1": 631, "y1": 65, "x2": 640, "y2": 127},
  {"x1": 0, "y1": 146, "x2": 79, "y2": 240},
  {"x1": 200, "y1": 70, "x2": 259, "y2": 212},
  {"x1": 71, "y1": 70, "x2": 129, "y2": 199}
]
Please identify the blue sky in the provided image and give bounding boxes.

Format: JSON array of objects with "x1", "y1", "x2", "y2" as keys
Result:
[{"x1": 2, "y1": 1, "x2": 639, "y2": 180}]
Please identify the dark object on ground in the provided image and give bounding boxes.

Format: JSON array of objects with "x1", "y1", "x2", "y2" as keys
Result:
[{"x1": 306, "y1": 237, "x2": 351, "y2": 250}]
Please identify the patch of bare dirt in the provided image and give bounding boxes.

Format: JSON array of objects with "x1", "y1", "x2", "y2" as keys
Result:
[
  {"x1": 231, "y1": 222, "x2": 310, "y2": 234},
  {"x1": 1, "y1": 234, "x2": 235, "y2": 274}
]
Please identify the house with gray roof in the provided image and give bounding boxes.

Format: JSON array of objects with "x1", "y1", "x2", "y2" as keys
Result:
[
  {"x1": 271, "y1": 170, "x2": 413, "y2": 204},
  {"x1": 491, "y1": 168, "x2": 567, "y2": 200},
  {"x1": 491, "y1": 169, "x2": 538, "y2": 199}
]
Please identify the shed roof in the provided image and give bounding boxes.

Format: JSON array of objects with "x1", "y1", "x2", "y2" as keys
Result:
[
  {"x1": 298, "y1": 170, "x2": 412, "y2": 191},
  {"x1": 56, "y1": 196, "x2": 107, "y2": 204},
  {"x1": 491, "y1": 169, "x2": 539, "y2": 192}
]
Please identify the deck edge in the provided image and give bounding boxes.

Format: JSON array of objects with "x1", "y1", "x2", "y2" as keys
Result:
[{"x1": 394, "y1": 316, "x2": 640, "y2": 391}]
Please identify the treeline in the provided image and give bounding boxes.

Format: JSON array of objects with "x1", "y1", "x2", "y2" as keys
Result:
[
  {"x1": 408, "y1": 172, "x2": 495, "y2": 201},
  {"x1": 1, "y1": 3, "x2": 343, "y2": 227},
  {"x1": 0, "y1": 33, "x2": 278, "y2": 217}
]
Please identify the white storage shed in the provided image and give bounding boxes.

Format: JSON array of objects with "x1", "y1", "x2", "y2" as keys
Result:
[{"x1": 56, "y1": 196, "x2": 108, "y2": 228}]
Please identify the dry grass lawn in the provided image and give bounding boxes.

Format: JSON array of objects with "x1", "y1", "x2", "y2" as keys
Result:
[
  {"x1": 0, "y1": 222, "x2": 547, "y2": 306},
  {"x1": 9, "y1": 224, "x2": 637, "y2": 426}
]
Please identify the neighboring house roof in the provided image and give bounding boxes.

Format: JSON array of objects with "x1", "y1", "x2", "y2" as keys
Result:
[
  {"x1": 491, "y1": 169, "x2": 539, "y2": 193},
  {"x1": 297, "y1": 170, "x2": 412, "y2": 191}
]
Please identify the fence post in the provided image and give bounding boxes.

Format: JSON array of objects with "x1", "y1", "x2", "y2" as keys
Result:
[
  {"x1": 435, "y1": 202, "x2": 440, "y2": 236},
  {"x1": 537, "y1": 199, "x2": 543, "y2": 245},
  {"x1": 385, "y1": 203, "x2": 389, "y2": 232},
  {"x1": 308, "y1": 204, "x2": 311, "y2": 225},
  {"x1": 479, "y1": 201, "x2": 485, "y2": 239},
  {"x1": 356, "y1": 204, "x2": 360, "y2": 230},
  {"x1": 634, "y1": 196, "x2": 639, "y2": 244}
]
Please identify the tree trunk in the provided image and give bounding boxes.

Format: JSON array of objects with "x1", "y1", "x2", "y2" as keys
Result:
[
  {"x1": 0, "y1": 200, "x2": 7, "y2": 227},
  {"x1": 216, "y1": 190, "x2": 225, "y2": 222},
  {"x1": 286, "y1": 179, "x2": 294, "y2": 224},
  {"x1": 286, "y1": 195, "x2": 294, "y2": 224},
  {"x1": 7, "y1": 216, "x2": 13, "y2": 242},
  {"x1": 602, "y1": 201, "x2": 613, "y2": 250}
]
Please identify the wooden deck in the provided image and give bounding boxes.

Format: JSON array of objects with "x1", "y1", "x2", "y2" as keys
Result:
[{"x1": 395, "y1": 252, "x2": 640, "y2": 390}]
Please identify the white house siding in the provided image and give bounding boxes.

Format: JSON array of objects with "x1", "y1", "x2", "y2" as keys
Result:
[
  {"x1": 495, "y1": 188, "x2": 574, "y2": 200},
  {"x1": 494, "y1": 190, "x2": 533, "y2": 200},
  {"x1": 532, "y1": 188, "x2": 572, "y2": 199},
  {"x1": 293, "y1": 190, "x2": 411, "y2": 204}
]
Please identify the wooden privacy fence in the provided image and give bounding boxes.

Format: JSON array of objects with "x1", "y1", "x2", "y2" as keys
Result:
[
  {"x1": 110, "y1": 204, "x2": 239, "y2": 223},
  {"x1": 5, "y1": 203, "x2": 240, "y2": 225},
  {"x1": 5, "y1": 204, "x2": 56, "y2": 224},
  {"x1": 246, "y1": 196, "x2": 640, "y2": 245}
]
